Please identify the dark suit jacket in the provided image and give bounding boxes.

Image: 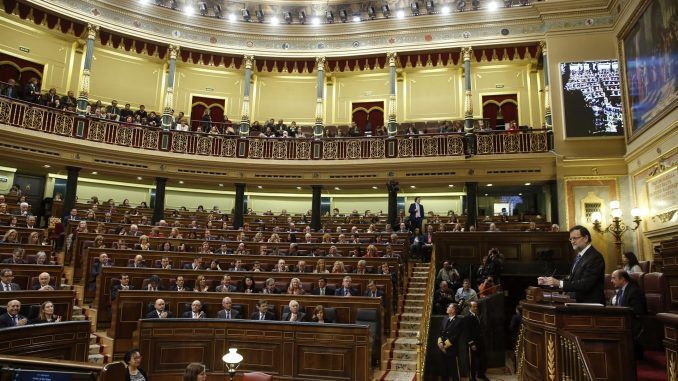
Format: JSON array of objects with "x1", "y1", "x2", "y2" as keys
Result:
[
  {"x1": 170, "y1": 285, "x2": 192, "y2": 292},
  {"x1": 183, "y1": 263, "x2": 203, "y2": 270},
  {"x1": 465, "y1": 312, "x2": 484, "y2": 346},
  {"x1": 217, "y1": 309, "x2": 241, "y2": 319},
  {"x1": 111, "y1": 284, "x2": 135, "y2": 300},
  {"x1": 1, "y1": 84, "x2": 19, "y2": 98},
  {"x1": 311, "y1": 287, "x2": 332, "y2": 296},
  {"x1": 145, "y1": 310, "x2": 174, "y2": 319},
  {"x1": 618, "y1": 282, "x2": 647, "y2": 316},
  {"x1": 438, "y1": 315, "x2": 464, "y2": 353},
  {"x1": 334, "y1": 287, "x2": 358, "y2": 296},
  {"x1": 181, "y1": 311, "x2": 206, "y2": 319},
  {"x1": 62, "y1": 215, "x2": 80, "y2": 225},
  {"x1": 563, "y1": 246, "x2": 606, "y2": 304},
  {"x1": 250, "y1": 311, "x2": 275, "y2": 321},
  {"x1": 281, "y1": 311, "x2": 307, "y2": 322},
  {"x1": 0, "y1": 313, "x2": 27, "y2": 328},
  {"x1": 215, "y1": 284, "x2": 238, "y2": 293},
  {"x1": 0, "y1": 282, "x2": 21, "y2": 291},
  {"x1": 408, "y1": 203, "x2": 424, "y2": 220}
]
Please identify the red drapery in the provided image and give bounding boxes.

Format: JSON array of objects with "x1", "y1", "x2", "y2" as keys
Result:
[
  {"x1": 481, "y1": 94, "x2": 518, "y2": 130},
  {"x1": 190, "y1": 96, "x2": 225, "y2": 132},
  {"x1": 351, "y1": 102, "x2": 385, "y2": 134},
  {"x1": 0, "y1": 52, "x2": 44, "y2": 86}
]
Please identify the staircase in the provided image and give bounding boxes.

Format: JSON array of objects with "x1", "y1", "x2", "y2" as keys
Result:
[
  {"x1": 376, "y1": 262, "x2": 431, "y2": 381},
  {"x1": 63, "y1": 278, "x2": 109, "y2": 364}
]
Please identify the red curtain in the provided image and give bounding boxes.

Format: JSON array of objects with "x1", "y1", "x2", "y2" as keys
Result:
[
  {"x1": 0, "y1": 52, "x2": 44, "y2": 86},
  {"x1": 190, "y1": 96, "x2": 225, "y2": 131},
  {"x1": 481, "y1": 94, "x2": 518, "y2": 129},
  {"x1": 351, "y1": 102, "x2": 385, "y2": 134}
]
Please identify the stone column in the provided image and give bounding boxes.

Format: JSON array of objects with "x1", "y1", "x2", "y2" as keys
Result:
[
  {"x1": 465, "y1": 181, "x2": 478, "y2": 230},
  {"x1": 461, "y1": 47, "x2": 475, "y2": 155},
  {"x1": 540, "y1": 41, "x2": 554, "y2": 149},
  {"x1": 233, "y1": 183, "x2": 246, "y2": 229},
  {"x1": 548, "y1": 180, "x2": 559, "y2": 226},
  {"x1": 311, "y1": 185, "x2": 322, "y2": 231},
  {"x1": 152, "y1": 177, "x2": 167, "y2": 224},
  {"x1": 62, "y1": 166, "x2": 80, "y2": 218},
  {"x1": 161, "y1": 45, "x2": 179, "y2": 130},
  {"x1": 239, "y1": 55, "x2": 254, "y2": 137},
  {"x1": 387, "y1": 181, "x2": 398, "y2": 229},
  {"x1": 387, "y1": 52, "x2": 398, "y2": 137},
  {"x1": 76, "y1": 24, "x2": 99, "y2": 116},
  {"x1": 314, "y1": 57, "x2": 326, "y2": 139}
]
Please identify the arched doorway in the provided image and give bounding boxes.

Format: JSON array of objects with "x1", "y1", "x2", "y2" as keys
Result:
[{"x1": 351, "y1": 101, "x2": 384, "y2": 135}]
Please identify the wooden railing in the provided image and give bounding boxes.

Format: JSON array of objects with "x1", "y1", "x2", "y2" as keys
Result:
[
  {"x1": 0, "y1": 96, "x2": 551, "y2": 160},
  {"x1": 558, "y1": 331, "x2": 593, "y2": 381},
  {"x1": 416, "y1": 248, "x2": 436, "y2": 380},
  {"x1": 0, "y1": 355, "x2": 126, "y2": 381}
]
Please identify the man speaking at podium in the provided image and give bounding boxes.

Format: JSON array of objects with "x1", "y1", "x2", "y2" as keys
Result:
[{"x1": 538, "y1": 225, "x2": 605, "y2": 304}]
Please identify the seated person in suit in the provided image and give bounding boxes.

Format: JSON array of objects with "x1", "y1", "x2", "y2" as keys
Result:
[
  {"x1": 311, "y1": 278, "x2": 331, "y2": 296},
  {"x1": 145, "y1": 275, "x2": 163, "y2": 291},
  {"x1": 272, "y1": 259, "x2": 289, "y2": 272},
  {"x1": 311, "y1": 305, "x2": 333, "y2": 323},
  {"x1": 128, "y1": 254, "x2": 146, "y2": 268},
  {"x1": 287, "y1": 277, "x2": 306, "y2": 295},
  {"x1": 364, "y1": 280, "x2": 385, "y2": 306},
  {"x1": 335, "y1": 276, "x2": 358, "y2": 296},
  {"x1": 171, "y1": 276, "x2": 192, "y2": 292},
  {"x1": 262, "y1": 278, "x2": 281, "y2": 294},
  {"x1": 215, "y1": 275, "x2": 237, "y2": 293},
  {"x1": 0, "y1": 299, "x2": 28, "y2": 328},
  {"x1": 229, "y1": 259, "x2": 246, "y2": 272},
  {"x1": 611, "y1": 269, "x2": 647, "y2": 358},
  {"x1": 294, "y1": 260, "x2": 309, "y2": 273},
  {"x1": 182, "y1": 300, "x2": 206, "y2": 319},
  {"x1": 2, "y1": 247, "x2": 26, "y2": 264},
  {"x1": 30, "y1": 300, "x2": 62, "y2": 324},
  {"x1": 145, "y1": 298, "x2": 173, "y2": 319},
  {"x1": 184, "y1": 257, "x2": 204, "y2": 271},
  {"x1": 111, "y1": 274, "x2": 135, "y2": 300},
  {"x1": 217, "y1": 296, "x2": 241, "y2": 319},
  {"x1": 1, "y1": 269, "x2": 21, "y2": 291},
  {"x1": 32, "y1": 272, "x2": 54, "y2": 291},
  {"x1": 282, "y1": 300, "x2": 306, "y2": 322},
  {"x1": 434, "y1": 281, "x2": 456, "y2": 314},
  {"x1": 250, "y1": 299, "x2": 275, "y2": 321},
  {"x1": 89, "y1": 253, "x2": 112, "y2": 291},
  {"x1": 354, "y1": 260, "x2": 370, "y2": 275},
  {"x1": 157, "y1": 256, "x2": 173, "y2": 270}
]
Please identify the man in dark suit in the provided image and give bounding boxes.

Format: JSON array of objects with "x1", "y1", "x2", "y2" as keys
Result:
[
  {"x1": 250, "y1": 300, "x2": 275, "y2": 321},
  {"x1": 539, "y1": 225, "x2": 605, "y2": 304},
  {"x1": 215, "y1": 275, "x2": 238, "y2": 293},
  {"x1": 437, "y1": 303, "x2": 463, "y2": 381},
  {"x1": 408, "y1": 196, "x2": 424, "y2": 232},
  {"x1": 311, "y1": 278, "x2": 331, "y2": 296},
  {"x1": 23, "y1": 77, "x2": 39, "y2": 103},
  {"x1": 62, "y1": 208, "x2": 80, "y2": 225},
  {"x1": 111, "y1": 274, "x2": 135, "y2": 300},
  {"x1": 281, "y1": 300, "x2": 306, "y2": 322},
  {"x1": 181, "y1": 300, "x2": 206, "y2": 319},
  {"x1": 466, "y1": 301, "x2": 488, "y2": 381},
  {"x1": 217, "y1": 297, "x2": 241, "y2": 319},
  {"x1": 611, "y1": 269, "x2": 647, "y2": 358},
  {"x1": 128, "y1": 254, "x2": 146, "y2": 268},
  {"x1": 1, "y1": 79, "x2": 19, "y2": 99},
  {"x1": 335, "y1": 276, "x2": 358, "y2": 296},
  {"x1": 364, "y1": 281, "x2": 385, "y2": 307},
  {"x1": 0, "y1": 300, "x2": 28, "y2": 328},
  {"x1": 262, "y1": 278, "x2": 281, "y2": 294},
  {"x1": 170, "y1": 276, "x2": 192, "y2": 292},
  {"x1": 183, "y1": 257, "x2": 204, "y2": 271},
  {"x1": 89, "y1": 253, "x2": 112, "y2": 291},
  {"x1": 145, "y1": 298, "x2": 173, "y2": 319},
  {"x1": 0, "y1": 269, "x2": 21, "y2": 291}
]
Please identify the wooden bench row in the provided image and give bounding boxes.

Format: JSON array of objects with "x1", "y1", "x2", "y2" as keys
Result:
[
  {"x1": 0, "y1": 290, "x2": 77, "y2": 322},
  {"x1": 0, "y1": 264, "x2": 63, "y2": 290}
]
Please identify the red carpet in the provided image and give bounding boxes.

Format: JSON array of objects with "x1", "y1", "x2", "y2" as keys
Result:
[{"x1": 636, "y1": 350, "x2": 667, "y2": 381}]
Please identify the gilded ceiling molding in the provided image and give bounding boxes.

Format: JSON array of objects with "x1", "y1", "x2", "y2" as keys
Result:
[{"x1": 18, "y1": 0, "x2": 617, "y2": 57}]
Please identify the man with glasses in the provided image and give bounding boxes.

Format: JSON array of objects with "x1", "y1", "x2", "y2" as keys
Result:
[
  {"x1": 538, "y1": 225, "x2": 605, "y2": 304},
  {"x1": 0, "y1": 269, "x2": 20, "y2": 291}
]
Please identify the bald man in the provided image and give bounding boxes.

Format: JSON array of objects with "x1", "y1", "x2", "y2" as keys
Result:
[
  {"x1": 0, "y1": 300, "x2": 28, "y2": 328},
  {"x1": 32, "y1": 272, "x2": 54, "y2": 291}
]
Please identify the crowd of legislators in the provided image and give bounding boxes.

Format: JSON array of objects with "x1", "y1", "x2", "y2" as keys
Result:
[{"x1": 1, "y1": 79, "x2": 528, "y2": 138}]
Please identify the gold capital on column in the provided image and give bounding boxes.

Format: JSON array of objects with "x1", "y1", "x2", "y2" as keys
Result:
[
  {"x1": 243, "y1": 55, "x2": 254, "y2": 70},
  {"x1": 316, "y1": 56, "x2": 326, "y2": 71},
  {"x1": 539, "y1": 40, "x2": 548, "y2": 56},
  {"x1": 86, "y1": 24, "x2": 99, "y2": 40},
  {"x1": 387, "y1": 52, "x2": 397, "y2": 66},
  {"x1": 168, "y1": 45, "x2": 180, "y2": 60},
  {"x1": 461, "y1": 47, "x2": 473, "y2": 62}
]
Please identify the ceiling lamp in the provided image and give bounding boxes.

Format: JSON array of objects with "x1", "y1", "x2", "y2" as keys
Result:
[
  {"x1": 487, "y1": 1, "x2": 499, "y2": 10},
  {"x1": 298, "y1": 10, "x2": 306, "y2": 24},
  {"x1": 255, "y1": 8, "x2": 264, "y2": 22},
  {"x1": 284, "y1": 11, "x2": 293, "y2": 24},
  {"x1": 213, "y1": 4, "x2": 222, "y2": 18},
  {"x1": 228, "y1": 13, "x2": 236, "y2": 21},
  {"x1": 242, "y1": 9, "x2": 251, "y2": 21},
  {"x1": 396, "y1": 9, "x2": 405, "y2": 18},
  {"x1": 270, "y1": 16, "x2": 279, "y2": 25},
  {"x1": 441, "y1": 5, "x2": 451, "y2": 14},
  {"x1": 311, "y1": 16, "x2": 321, "y2": 25},
  {"x1": 184, "y1": 4, "x2": 195, "y2": 15},
  {"x1": 367, "y1": 5, "x2": 376, "y2": 19},
  {"x1": 411, "y1": 1, "x2": 420, "y2": 15},
  {"x1": 325, "y1": 11, "x2": 334, "y2": 23},
  {"x1": 381, "y1": 4, "x2": 390, "y2": 17},
  {"x1": 352, "y1": 15, "x2": 361, "y2": 22},
  {"x1": 425, "y1": 0, "x2": 434, "y2": 13},
  {"x1": 339, "y1": 9, "x2": 348, "y2": 22}
]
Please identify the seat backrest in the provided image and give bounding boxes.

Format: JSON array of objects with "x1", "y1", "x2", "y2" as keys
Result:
[
  {"x1": 604, "y1": 274, "x2": 615, "y2": 303},
  {"x1": 629, "y1": 272, "x2": 645, "y2": 292},
  {"x1": 638, "y1": 261, "x2": 650, "y2": 273},
  {"x1": 323, "y1": 307, "x2": 337, "y2": 323},
  {"x1": 242, "y1": 372, "x2": 272, "y2": 381},
  {"x1": 643, "y1": 272, "x2": 667, "y2": 314}
]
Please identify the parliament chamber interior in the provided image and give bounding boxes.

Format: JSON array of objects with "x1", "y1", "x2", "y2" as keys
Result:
[{"x1": 0, "y1": 0, "x2": 675, "y2": 379}]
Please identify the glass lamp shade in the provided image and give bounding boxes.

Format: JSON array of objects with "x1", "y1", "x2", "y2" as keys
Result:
[
  {"x1": 590, "y1": 212, "x2": 602, "y2": 222},
  {"x1": 609, "y1": 200, "x2": 620, "y2": 210},
  {"x1": 222, "y1": 348, "x2": 243, "y2": 368},
  {"x1": 611, "y1": 208, "x2": 622, "y2": 218},
  {"x1": 631, "y1": 208, "x2": 642, "y2": 217}
]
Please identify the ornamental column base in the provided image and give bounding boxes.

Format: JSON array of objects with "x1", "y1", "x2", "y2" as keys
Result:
[
  {"x1": 239, "y1": 119, "x2": 250, "y2": 138},
  {"x1": 387, "y1": 118, "x2": 398, "y2": 138},
  {"x1": 161, "y1": 108, "x2": 173, "y2": 130},
  {"x1": 76, "y1": 95, "x2": 89, "y2": 117},
  {"x1": 314, "y1": 120, "x2": 324, "y2": 139}
]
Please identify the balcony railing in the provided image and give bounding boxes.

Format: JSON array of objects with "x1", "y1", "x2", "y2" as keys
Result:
[{"x1": 0, "y1": 97, "x2": 551, "y2": 160}]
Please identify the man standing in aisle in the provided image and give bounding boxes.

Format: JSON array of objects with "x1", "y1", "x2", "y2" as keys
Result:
[
  {"x1": 408, "y1": 197, "x2": 424, "y2": 232},
  {"x1": 538, "y1": 225, "x2": 605, "y2": 304},
  {"x1": 437, "y1": 303, "x2": 463, "y2": 381}
]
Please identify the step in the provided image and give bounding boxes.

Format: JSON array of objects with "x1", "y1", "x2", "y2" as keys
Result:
[
  {"x1": 88, "y1": 354, "x2": 104, "y2": 364},
  {"x1": 391, "y1": 349, "x2": 417, "y2": 361},
  {"x1": 89, "y1": 344, "x2": 102, "y2": 355},
  {"x1": 402, "y1": 306, "x2": 423, "y2": 313},
  {"x1": 89, "y1": 334, "x2": 98, "y2": 345},
  {"x1": 71, "y1": 314, "x2": 87, "y2": 321},
  {"x1": 393, "y1": 338, "x2": 419, "y2": 350},
  {"x1": 373, "y1": 370, "x2": 416, "y2": 381},
  {"x1": 398, "y1": 320, "x2": 423, "y2": 330},
  {"x1": 72, "y1": 306, "x2": 84, "y2": 315},
  {"x1": 397, "y1": 329, "x2": 419, "y2": 338},
  {"x1": 388, "y1": 359, "x2": 418, "y2": 372}
]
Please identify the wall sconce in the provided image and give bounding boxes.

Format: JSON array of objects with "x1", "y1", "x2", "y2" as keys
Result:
[
  {"x1": 591, "y1": 200, "x2": 643, "y2": 266},
  {"x1": 222, "y1": 348, "x2": 243, "y2": 381}
]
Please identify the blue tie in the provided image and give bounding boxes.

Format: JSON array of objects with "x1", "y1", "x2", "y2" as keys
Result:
[
  {"x1": 616, "y1": 288, "x2": 624, "y2": 306},
  {"x1": 571, "y1": 254, "x2": 583, "y2": 275}
]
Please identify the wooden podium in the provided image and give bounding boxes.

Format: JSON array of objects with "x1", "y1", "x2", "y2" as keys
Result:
[{"x1": 516, "y1": 287, "x2": 636, "y2": 381}]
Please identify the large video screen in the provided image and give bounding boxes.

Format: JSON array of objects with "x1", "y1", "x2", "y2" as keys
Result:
[{"x1": 560, "y1": 60, "x2": 624, "y2": 137}]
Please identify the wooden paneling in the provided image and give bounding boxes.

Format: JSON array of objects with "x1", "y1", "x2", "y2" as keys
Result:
[
  {"x1": 0, "y1": 321, "x2": 90, "y2": 361},
  {"x1": 0, "y1": 265, "x2": 63, "y2": 291},
  {"x1": 0, "y1": 290, "x2": 76, "y2": 321},
  {"x1": 0, "y1": 355, "x2": 126, "y2": 381},
  {"x1": 137, "y1": 319, "x2": 370, "y2": 381}
]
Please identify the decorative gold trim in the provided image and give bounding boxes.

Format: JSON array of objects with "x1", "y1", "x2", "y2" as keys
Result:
[{"x1": 547, "y1": 333, "x2": 556, "y2": 381}]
